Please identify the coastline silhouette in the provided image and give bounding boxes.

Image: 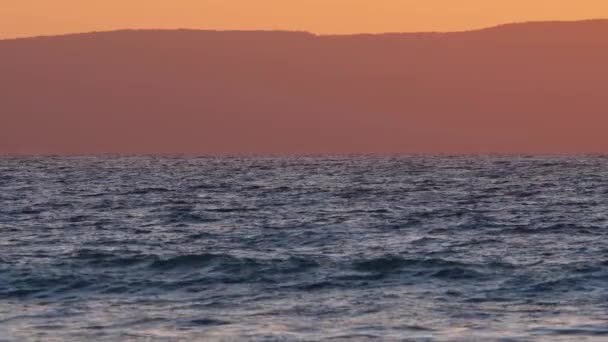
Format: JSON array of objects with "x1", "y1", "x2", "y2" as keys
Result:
[{"x1": 1, "y1": 20, "x2": 607, "y2": 154}]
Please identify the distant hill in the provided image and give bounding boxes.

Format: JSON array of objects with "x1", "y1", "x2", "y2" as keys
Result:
[{"x1": 1, "y1": 20, "x2": 608, "y2": 154}]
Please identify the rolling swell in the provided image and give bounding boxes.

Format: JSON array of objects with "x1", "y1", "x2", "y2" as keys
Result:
[{"x1": 1, "y1": 156, "x2": 608, "y2": 341}]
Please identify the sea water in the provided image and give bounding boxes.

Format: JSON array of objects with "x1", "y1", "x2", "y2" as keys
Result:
[{"x1": 1, "y1": 156, "x2": 608, "y2": 341}]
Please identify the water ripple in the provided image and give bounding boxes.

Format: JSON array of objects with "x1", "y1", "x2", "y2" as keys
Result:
[{"x1": 1, "y1": 156, "x2": 608, "y2": 341}]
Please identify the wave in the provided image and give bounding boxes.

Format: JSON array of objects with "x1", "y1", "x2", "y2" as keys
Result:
[
  {"x1": 121, "y1": 187, "x2": 172, "y2": 195},
  {"x1": 149, "y1": 253, "x2": 244, "y2": 270},
  {"x1": 354, "y1": 255, "x2": 471, "y2": 272},
  {"x1": 351, "y1": 255, "x2": 508, "y2": 281},
  {"x1": 501, "y1": 223, "x2": 601, "y2": 235}
]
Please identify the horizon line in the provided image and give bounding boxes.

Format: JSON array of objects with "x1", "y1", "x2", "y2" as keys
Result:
[
  {"x1": 2, "y1": 18, "x2": 608, "y2": 42},
  {"x1": 2, "y1": 153, "x2": 608, "y2": 158}
]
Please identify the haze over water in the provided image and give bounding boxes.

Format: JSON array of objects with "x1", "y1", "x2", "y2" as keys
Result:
[{"x1": 2, "y1": 156, "x2": 608, "y2": 341}]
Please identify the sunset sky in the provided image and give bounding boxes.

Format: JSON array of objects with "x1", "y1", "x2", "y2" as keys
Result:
[{"x1": 3, "y1": 0, "x2": 608, "y2": 38}]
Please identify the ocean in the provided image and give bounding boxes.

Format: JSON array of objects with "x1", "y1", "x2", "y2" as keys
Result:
[{"x1": 1, "y1": 156, "x2": 608, "y2": 341}]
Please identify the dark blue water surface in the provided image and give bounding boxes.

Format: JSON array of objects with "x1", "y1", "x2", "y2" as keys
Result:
[{"x1": 1, "y1": 156, "x2": 608, "y2": 341}]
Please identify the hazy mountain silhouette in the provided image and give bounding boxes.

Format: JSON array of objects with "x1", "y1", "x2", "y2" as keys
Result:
[{"x1": 1, "y1": 20, "x2": 608, "y2": 154}]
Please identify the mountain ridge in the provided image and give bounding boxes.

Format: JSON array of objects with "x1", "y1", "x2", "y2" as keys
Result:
[
  {"x1": 1, "y1": 20, "x2": 608, "y2": 154},
  {"x1": 2, "y1": 19, "x2": 608, "y2": 41}
]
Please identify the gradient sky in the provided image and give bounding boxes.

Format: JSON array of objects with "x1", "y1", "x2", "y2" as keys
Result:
[{"x1": 3, "y1": 0, "x2": 608, "y2": 38}]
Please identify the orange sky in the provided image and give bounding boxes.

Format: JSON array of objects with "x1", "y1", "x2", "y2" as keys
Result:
[{"x1": 3, "y1": 0, "x2": 608, "y2": 38}]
